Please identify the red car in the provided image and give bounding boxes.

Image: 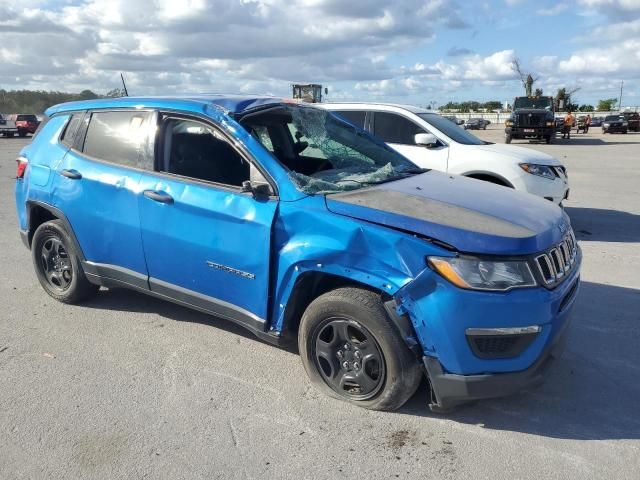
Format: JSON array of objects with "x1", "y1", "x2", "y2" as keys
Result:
[{"x1": 10, "y1": 114, "x2": 40, "y2": 137}]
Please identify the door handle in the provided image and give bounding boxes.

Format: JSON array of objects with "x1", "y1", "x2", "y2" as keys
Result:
[
  {"x1": 60, "y1": 169, "x2": 82, "y2": 180},
  {"x1": 143, "y1": 190, "x2": 174, "y2": 204}
]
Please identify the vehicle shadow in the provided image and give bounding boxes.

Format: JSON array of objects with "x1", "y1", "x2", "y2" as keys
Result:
[
  {"x1": 551, "y1": 137, "x2": 640, "y2": 146},
  {"x1": 400, "y1": 281, "x2": 640, "y2": 440},
  {"x1": 565, "y1": 207, "x2": 640, "y2": 242},
  {"x1": 81, "y1": 287, "x2": 299, "y2": 353}
]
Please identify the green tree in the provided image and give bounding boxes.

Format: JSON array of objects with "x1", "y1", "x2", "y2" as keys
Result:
[
  {"x1": 597, "y1": 98, "x2": 617, "y2": 111},
  {"x1": 578, "y1": 104, "x2": 594, "y2": 112}
]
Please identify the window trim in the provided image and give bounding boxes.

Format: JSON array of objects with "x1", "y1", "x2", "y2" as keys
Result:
[{"x1": 149, "y1": 111, "x2": 279, "y2": 198}]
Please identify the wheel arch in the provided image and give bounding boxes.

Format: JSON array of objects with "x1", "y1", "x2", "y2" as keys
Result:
[
  {"x1": 462, "y1": 171, "x2": 514, "y2": 188},
  {"x1": 25, "y1": 201, "x2": 86, "y2": 262},
  {"x1": 276, "y1": 270, "x2": 421, "y2": 357}
]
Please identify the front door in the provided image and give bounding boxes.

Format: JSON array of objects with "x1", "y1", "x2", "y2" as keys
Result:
[
  {"x1": 138, "y1": 115, "x2": 277, "y2": 330},
  {"x1": 371, "y1": 111, "x2": 449, "y2": 172}
]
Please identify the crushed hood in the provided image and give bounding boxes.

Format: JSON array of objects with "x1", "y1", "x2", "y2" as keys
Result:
[{"x1": 325, "y1": 171, "x2": 569, "y2": 255}]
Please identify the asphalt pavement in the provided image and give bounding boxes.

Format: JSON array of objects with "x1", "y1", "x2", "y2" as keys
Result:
[{"x1": 1, "y1": 127, "x2": 638, "y2": 479}]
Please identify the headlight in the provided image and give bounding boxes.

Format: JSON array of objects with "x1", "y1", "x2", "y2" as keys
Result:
[
  {"x1": 428, "y1": 256, "x2": 537, "y2": 291},
  {"x1": 519, "y1": 163, "x2": 557, "y2": 180},
  {"x1": 546, "y1": 121, "x2": 555, "y2": 126},
  {"x1": 505, "y1": 119, "x2": 514, "y2": 126},
  {"x1": 603, "y1": 123, "x2": 610, "y2": 127},
  {"x1": 622, "y1": 122, "x2": 628, "y2": 126}
]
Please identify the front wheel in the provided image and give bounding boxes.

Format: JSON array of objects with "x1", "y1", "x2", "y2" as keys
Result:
[
  {"x1": 298, "y1": 288, "x2": 422, "y2": 411},
  {"x1": 32, "y1": 220, "x2": 98, "y2": 304},
  {"x1": 545, "y1": 135, "x2": 553, "y2": 144}
]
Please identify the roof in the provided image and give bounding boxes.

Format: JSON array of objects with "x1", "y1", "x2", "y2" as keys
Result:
[
  {"x1": 320, "y1": 102, "x2": 436, "y2": 114},
  {"x1": 45, "y1": 94, "x2": 285, "y2": 117}
]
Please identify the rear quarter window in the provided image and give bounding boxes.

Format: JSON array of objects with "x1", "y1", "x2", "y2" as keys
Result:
[{"x1": 60, "y1": 113, "x2": 83, "y2": 148}]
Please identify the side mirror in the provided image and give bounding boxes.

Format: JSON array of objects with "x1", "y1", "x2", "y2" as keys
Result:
[
  {"x1": 242, "y1": 180, "x2": 273, "y2": 197},
  {"x1": 414, "y1": 133, "x2": 439, "y2": 148}
]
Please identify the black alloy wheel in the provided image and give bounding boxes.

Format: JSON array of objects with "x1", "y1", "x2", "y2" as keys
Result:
[
  {"x1": 312, "y1": 318, "x2": 385, "y2": 400},
  {"x1": 39, "y1": 236, "x2": 73, "y2": 292}
]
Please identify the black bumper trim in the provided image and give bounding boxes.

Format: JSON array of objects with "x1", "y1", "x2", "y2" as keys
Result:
[
  {"x1": 424, "y1": 317, "x2": 572, "y2": 412},
  {"x1": 19, "y1": 229, "x2": 30, "y2": 249}
]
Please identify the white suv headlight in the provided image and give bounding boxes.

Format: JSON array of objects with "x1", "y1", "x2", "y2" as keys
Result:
[
  {"x1": 428, "y1": 256, "x2": 537, "y2": 291},
  {"x1": 519, "y1": 163, "x2": 557, "y2": 180}
]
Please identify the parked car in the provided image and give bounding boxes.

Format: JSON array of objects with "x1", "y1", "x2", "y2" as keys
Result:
[
  {"x1": 0, "y1": 113, "x2": 19, "y2": 137},
  {"x1": 575, "y1": 116, "x2": 588, "y2": 133},
  {"x1": 621, "y1": 112, "x2": 639, "y2": 132},
  {"x1": 463, "y1": 118, "x2": 489, "y2": 130},
  {"x1": 9, "y1": 114, "x2": 40, "y2": 137},
  {"x1": 323, "y1": 103, "x2": 569, "y2": 204},
  {"x1": 590, "y1": 116, "x2": 603, "y2": 127},
  {"x1": 602, "y1": 115, "x2": 628, "y2": 134},
  {"x1": 15, "y1": 95, "x2": 581, "y2": 412}
]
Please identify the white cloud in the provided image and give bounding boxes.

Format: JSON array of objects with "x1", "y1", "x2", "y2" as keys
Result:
[{"x1": 537, "y1": 3, "x2": 569, "y2": 16}]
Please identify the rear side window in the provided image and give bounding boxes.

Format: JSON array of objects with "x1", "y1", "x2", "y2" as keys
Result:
[
  {"x1": 60, "y1": 113, "x2": 82, "y2": 148},
  {"x1": 373, "y1": 112, "x2": 425, "y2": 145},
  {"x1": 334, "y1": 110, "x2": 366, "y2": 128},
  {"x1": 17, "y1": 114, "x2": 38, "y2": 122},
  {"x1": 82, "y1": 111, "x2": 152, "y2": 168}
]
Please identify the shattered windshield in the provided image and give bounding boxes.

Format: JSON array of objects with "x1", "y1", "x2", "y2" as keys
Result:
[{"x1": 240, "y1": 105, "x2": 422, "y2": 194}]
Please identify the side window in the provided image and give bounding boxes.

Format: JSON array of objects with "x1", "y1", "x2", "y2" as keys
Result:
[
  {"x1": 373, "y1": 112, "x2": 425, "y2": 145},
  {"x1": 60, "y1": 113, "x2": 82, "y2": 148},
  {"x1": 82, "y1": 111, "x2": 152, "y2": 168},
  {"x1": 159, "y1": 118, "x2": 252, "y2": 188},
  {"x1": 335, "y1": 110, "x2": 366, "y2": 128},
  {"x1": 32, "y1": 115, "x2": 50, "y2": 140}
]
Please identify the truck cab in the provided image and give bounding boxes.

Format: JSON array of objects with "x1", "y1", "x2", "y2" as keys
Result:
[{"x1": 505, "y1": 96, "x2": 556, "y2": 144}]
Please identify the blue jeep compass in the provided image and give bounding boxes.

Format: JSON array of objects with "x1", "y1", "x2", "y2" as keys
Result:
[{"x1": 15, "y1": 95, "x2": 581, "y2": 411}]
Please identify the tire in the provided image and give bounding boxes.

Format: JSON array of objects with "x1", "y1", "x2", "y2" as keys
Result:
[
  {"x1": 298, "y1": 287, "x2": 422, "y2": 411},
  {"x1": 545, "y1": 135, "x2": 552, "y2": 144},
  {"x1": 31, "y1": 220, "x2": 98, "y2": 304},
  {"x1": 18, "y1": 129, "x2": 27, "y2": 138},
  {"x1": 505, "y1": 135, "x2": 512, "y2": 144}
]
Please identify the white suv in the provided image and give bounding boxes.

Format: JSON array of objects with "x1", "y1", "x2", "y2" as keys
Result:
[{"x1": 320, "y1": 103, "x2": 569, "y2": 204}]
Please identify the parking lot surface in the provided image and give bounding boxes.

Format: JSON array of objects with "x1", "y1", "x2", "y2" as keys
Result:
[{"x1": 1, "y1": 128, "x2": 639, "y2": 479}]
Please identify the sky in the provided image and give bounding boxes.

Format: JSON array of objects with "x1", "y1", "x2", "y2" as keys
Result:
[{"x1": 1, "y1": 0, "x2": 639, "y2": 108}]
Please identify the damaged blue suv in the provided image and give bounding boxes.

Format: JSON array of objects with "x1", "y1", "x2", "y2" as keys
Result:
[{"x1": 15, "y1": 95, "x2": 581, "y2": 411}]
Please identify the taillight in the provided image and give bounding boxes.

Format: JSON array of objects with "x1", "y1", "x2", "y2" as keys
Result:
[{"x1": 16, "y1": 157, "x2": 28, "y2": 179}]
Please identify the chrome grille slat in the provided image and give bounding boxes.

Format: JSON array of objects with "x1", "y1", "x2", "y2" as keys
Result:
[{"x1": 533, "y1": 231, "x2": 578, "y2": 287}]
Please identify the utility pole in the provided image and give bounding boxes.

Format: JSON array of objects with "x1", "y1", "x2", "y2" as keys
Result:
[{"x1": 619, "y1": 80, "x2": 624, "y2": 111}]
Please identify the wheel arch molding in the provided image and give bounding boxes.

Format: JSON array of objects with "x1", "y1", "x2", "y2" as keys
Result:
[{"x1": 25, "y1": 200, "x2": 87, "y2": 263}]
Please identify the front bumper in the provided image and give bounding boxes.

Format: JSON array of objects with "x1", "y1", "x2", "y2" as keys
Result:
[
  {"x1": 423, "y1": 310, "x2": 572, "y2": 412},
  {"x1": 506, "y1": 127, "x2": 555, "y2": 138}
]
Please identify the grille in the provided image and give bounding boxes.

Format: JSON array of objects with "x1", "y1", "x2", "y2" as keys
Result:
[
  {"x1": 517, "y1": 112, "x2": 545, "y2": 127},
  {"x1": 467, "y1": 333, "x2": 538, "y2": 359},
  {"x1": 535, "y1": 231, "x2": 578, "y2": 287}
]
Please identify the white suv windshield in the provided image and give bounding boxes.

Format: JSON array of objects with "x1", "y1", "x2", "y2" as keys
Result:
[{"x1": 417, "y1": 113, "x2": 487, "y2": 145}]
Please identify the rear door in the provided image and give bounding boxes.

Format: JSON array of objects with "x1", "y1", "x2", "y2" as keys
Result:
[
  {"x1": 137, "y1": 114, "x2": 278, "y2": 329},
  {"x1": 51, "y1": 109, "x2": 154, "y2": 287},
  {"x1": 372, "y1": 111, "x2": 449, "y2": 172}
]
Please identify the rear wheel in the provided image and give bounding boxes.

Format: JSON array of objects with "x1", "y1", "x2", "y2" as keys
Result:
[
  {"x1": 299, "y1": 288, "x2": 422, "y2": 411},
  {"x1": 32, "y1": 220, "x2": 98, "y2": 304},
  {"x1": 18, "y1": 129, "x2": 27, "y2": 137}
]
